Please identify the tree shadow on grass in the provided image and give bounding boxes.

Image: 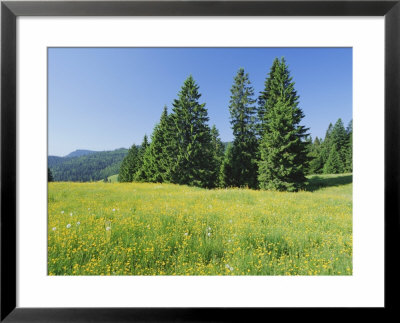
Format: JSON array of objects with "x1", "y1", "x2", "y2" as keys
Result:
[{"x1": 305, "y1": 174, "x2": 352, "y2": 192}]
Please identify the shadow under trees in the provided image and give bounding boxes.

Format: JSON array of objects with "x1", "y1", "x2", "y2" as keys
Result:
[{"x1": 305, "y1": 174, "x2": 352, "y2": 192}]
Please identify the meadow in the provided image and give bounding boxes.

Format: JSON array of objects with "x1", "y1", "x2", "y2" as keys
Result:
[{"x1": 48, "y1": 174, "x2": 352, "y2": 275}]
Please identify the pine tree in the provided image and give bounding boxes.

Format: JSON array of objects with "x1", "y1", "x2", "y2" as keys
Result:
[
  {"x1": 320, "y1": 118, "x2": 348, "y2": 174},
  {"x1": 308, "y1": 136, "x2": 324, "y2": 174},
  {"x1": 136, "y1": 106, "x2": 173, "y2": 182},
  {"x1": 139, "y1": 134, "x2": 149, "y2": 158},
  {"x1": 135, "y1": 136, "x2": 151, "y2": 182},
  {"x1": 323, "y1": 143, "x2": 344, "y2": 174},
  {"x1": 220, "y1": 143, "x2": 235, "y2": 187},
  {"x1": 48, "y1": 168, "x2": 54, "y2": 182},
  {"x1": 320, "y1": 123, "x2": 334, "y2": 167},
  {"x1": 133, "y1": 134, "x2": 150, "y2": 181},
  {"x1": 169, "y1": 76, "x2": 215, "y2": 188},
  {"x1": 345, "y1": 119, "x2": 353, "y2": 172},
  {"x1": 210, "y1": 125, "x2": 225, "y2": 187},
  {"x1": 330, "y1": 118, "x2": 347, "y2": 165},
  {"x1": 118, "y1": 144, "x2": 140, "y2": 182},
  {"x1": 257, "y1": 58, "x2": 310, "y2": 191},
  {"x1": 258, "y1": 58, "x2": 280, "y2": 138},
  {"x1": 228, "y1": 68, "x2": 259, "y2": 188}
]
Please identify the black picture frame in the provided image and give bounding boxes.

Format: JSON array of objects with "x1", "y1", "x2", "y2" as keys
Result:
[{"x1": 1, "y1": 0, "x2": 399, "y2": 321}]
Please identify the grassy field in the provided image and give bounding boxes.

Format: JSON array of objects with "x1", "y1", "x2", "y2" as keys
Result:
[
  {"x1": 48, "y1": 174, "x2": 352, "y2": 275},
  {"x1": 107, "y1": 174, "x2": 119, "y2": 183}
]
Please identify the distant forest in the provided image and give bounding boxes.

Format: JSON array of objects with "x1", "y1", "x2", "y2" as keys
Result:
[
  {"x1": 118, "y1": 58, "x2": 352, "y2": 192},
  {"x1": 48, "y1": 149, "x2": 128, "y2": 182}
]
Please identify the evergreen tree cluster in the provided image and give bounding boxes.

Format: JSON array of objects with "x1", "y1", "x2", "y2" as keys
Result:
[
  {"x1": 119, "y1": 58, "x2": 352, "y2": 191},
  {"x1": 119, "y1": 76, "x2": 220, "y2": 188},
  {"x1": 307, "y1": 119, "x2": 352, "y2": 175}
]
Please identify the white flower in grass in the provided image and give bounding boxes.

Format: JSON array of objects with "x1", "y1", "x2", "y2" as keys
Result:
[
  {"x1": 106, "y1": 226, "x2": 111, "y2": 231},
  {"x1": 70, "y1": 212, "x2": 73, "y2": 217},
  {"x1": 207, "y1": 232, "x2": 211, "y2": 237},
  {"x1": 112, "y1": 208, "x2": 116, "y2": 212},
  {"x1": 76, "y1": 221, "x2": 80, "y2": 226},
  {"x1": 52, "y1": 227, "x2": 57, "y2": 231},
  {"x1": 225, "y1": 264, "x2": 234, "y2": 271},
  {"x1": 66, "y1": 224, "x2": 71, "y2": 229},
  {"x1": 61, "y1": 211, "x2": 64, "y2": 214},
  {"x1": 184, "y1": 232, "x2": 188, "y2": 236}
]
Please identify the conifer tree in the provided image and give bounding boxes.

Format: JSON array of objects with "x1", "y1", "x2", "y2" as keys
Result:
[
  {"x1": 330, "y1": 118, "x2": 347, "y2": 165},
  {"x1": 48, "y1": 168, "x2": 54, "y2": 182},
  {"x1": 139, "y1": 134, "x2": 149, "y2": 157},
  {"x1": 220, "y1": 143, "x2": 235, "y2": 187},
  {"x1": 134, "y1": 135, "x2": 150, "y2": 182},
  {"x1": 228, "y1": 68, "x2": 259, "y2": 188},
  {"x1": 320, "y1": 123, "x2": 334, "y2": 166},
  {"x1": 345, "y1": 119, "x2": 353, "y2": 172},
  {"x1": 323, "y1": 144, "x2": 344, "y2": 174},
  {"x1": 210, "y1": 125, "x2": 225, "y2": 187},
  {"x1": 258, "y1": 58, "x2": 280, "y2": 137},
  {"x1": 257, "y1": 58, "x2": 310, "y2": 191},
  {"x1": 169, "y1": 76, "x2": 215, "y2": 188},
  {"x1": 308, "y1": 137, "x2": 324, "y2": 174},
  {"x1": 136, "y1": 106, "x2": 173, "y2": 182},
  {"x1": 320, "y1": 118, "x2": 348, "y2": 174},
  {"x1": 118, "y1": 144, "x2": 140, "y2": 182}
]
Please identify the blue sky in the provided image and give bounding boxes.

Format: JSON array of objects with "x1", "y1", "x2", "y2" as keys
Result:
[{"x1": 48, "y1": 47, "x2": 352, "y2": 156}]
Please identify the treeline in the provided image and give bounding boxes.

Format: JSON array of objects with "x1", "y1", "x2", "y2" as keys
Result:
[
  {"x1": 119, "y1": 57, "x2": 352, "y2": 191},
  {"x1": 307, "y1": 119, "x2": 352, "y2": 175},
  {"x1": 49, "y1": 148, "x2": 128, "y2": 182}
]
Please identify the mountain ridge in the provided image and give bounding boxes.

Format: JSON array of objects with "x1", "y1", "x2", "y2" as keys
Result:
[
  {"x1": 64, "y1": 149, "x2": 97, "y2": 158},
  {"x1": 48, "y1": 148, "x2": 128, "y2": 182}
]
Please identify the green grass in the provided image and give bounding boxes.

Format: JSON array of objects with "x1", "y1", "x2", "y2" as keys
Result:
[
  {"x1": 107, "y1": 174, "x2": 119, "y2": 183},
  {"x1": 96, "y1": 174, "x2": 119, "y2": 183},
  {"x1": 48, "y1": 174, "x2": 352, "y2": 276}
]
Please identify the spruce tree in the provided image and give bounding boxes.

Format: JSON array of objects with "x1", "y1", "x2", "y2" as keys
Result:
[
  {"x1": 330, "y1": 118, "x2": 348, "y2": 165},
  {"x1": 169, "y1": 76, "x2": 215, "y2": 188},
  {"x1": 48, "y1": 168, "x2": 54, "y2": 182},
  {"x1": 320, "y1": 118, "x2": 348, "y2": 174},
  {"x1": 139, "y1": 134, "x2": 149, "y2": 158},
  {"x1": 323, "y1": 144, "x2": 344, "y2": 174},
  {"x1": 304, "y1": 135, "x2": 314, "y2": 174},
  {"x1": 258, "y1": 58, "x2": 280, "y2": 137},
  {"x1": 308, "y1": 137, "x2": 324, "y2": 174},
  {"x1": 320, "y1": 123, "x2": 334, "y2": 167},
  {"x1": 345, "y1": 119, "x2": 353, "y2": 172},
  {"x1": 228, "y1": 68, "x2": 259, "y2": 188},
  {"x1": 133, "y1": 134, "x2": 150, "y2": 181},
  {"x1": 210, "y1": 125, "x2": 225, "y2": 187},
  {"x1": 136, "y1": 106, "x2": 173, "y2": 182},
  {"x1": 257, "y1": 58, "x2": 310, "y2": 191},
  {"x1": 135, "y1": 138, "x2": 151, "y2": 182},
  {"x1": 220, "y1": 143, "x2": 235, "y2": 187},
  {"x1": 118, "y1": 144, "x2": 140, "y2": 182}
]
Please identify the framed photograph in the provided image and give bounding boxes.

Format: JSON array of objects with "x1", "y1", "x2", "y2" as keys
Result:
[{"x1": 1, "y1": 0, "x2": 398, "y2": 321}]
